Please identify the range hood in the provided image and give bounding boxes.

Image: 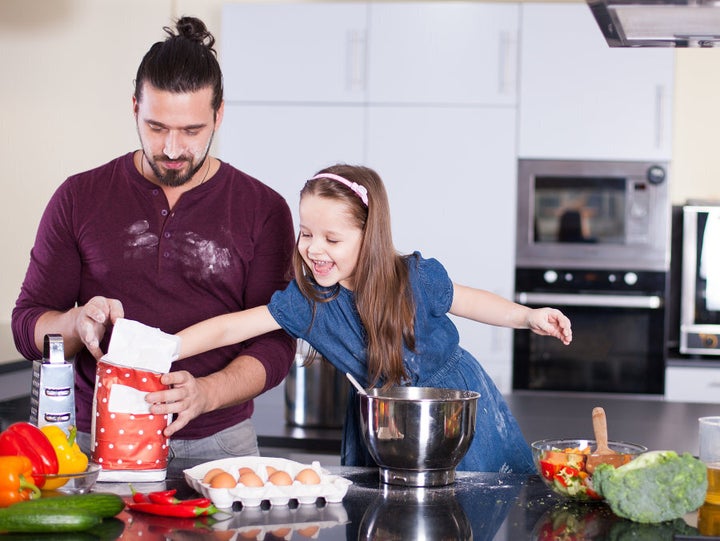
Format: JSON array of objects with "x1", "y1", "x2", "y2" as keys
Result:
[{"x1": 587, "y1": 0, "x2": 720, "y2": 47}]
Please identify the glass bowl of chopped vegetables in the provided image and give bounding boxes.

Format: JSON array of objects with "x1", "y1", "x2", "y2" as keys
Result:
[{"x1": 531, "y1": 439, "x2": 646, "y2": 501}]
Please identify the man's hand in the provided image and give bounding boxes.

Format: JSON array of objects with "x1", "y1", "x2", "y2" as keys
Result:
[
  {"x1": 145, "y1": 370, "x2": 212, "y2": 437},
  {"x1": 143, "y1": 355, "x2": 268, "y2": 438},
  {"x1": 74, "y1": 296, "x2": 124, "y2": 359}
]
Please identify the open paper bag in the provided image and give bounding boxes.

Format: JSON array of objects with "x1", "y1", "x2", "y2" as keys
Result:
[{"x1": 91, "y1": 318, "x2": 180, "y2": 482}]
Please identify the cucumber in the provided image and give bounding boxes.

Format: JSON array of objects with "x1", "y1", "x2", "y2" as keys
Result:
[
  {"x1": 0, "y1": 533, "x2": 100, "y2": 541},
  {"x1": 0, "y1": 508, "x2": 101, "y2": 533},
  {"x1": 11, "y1": 493, "x2": 126, "y2": 519}
]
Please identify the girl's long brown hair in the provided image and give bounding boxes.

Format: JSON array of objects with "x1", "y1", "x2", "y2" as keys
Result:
[{"x1": 293, "y1": 165, "x2": 415, "y2": 387}]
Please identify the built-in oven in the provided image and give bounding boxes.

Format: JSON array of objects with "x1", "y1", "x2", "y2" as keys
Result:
[
  {"x1": 513, "y1": 159, "x2": 671, "y2": 395},
  {"x1": 680, "y1": 203, "x2": 720, "y2": 355},
  {"x1": 513, "y1": 268, "x2": 666, "y2": 394}
]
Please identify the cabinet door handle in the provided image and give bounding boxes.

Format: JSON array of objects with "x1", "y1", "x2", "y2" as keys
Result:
[
  {"x1": 497, "y1": 29, "x2": 516, "y2": 96},
  {"x1": 654, "y1": 84, "x2": 665, "y2": 149},
  {"x1": 346, "y1": 29, "x2": 366, "y2": 92}
]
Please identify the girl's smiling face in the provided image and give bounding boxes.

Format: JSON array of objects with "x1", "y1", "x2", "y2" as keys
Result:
[{"x1": 297, "y1": 194, "x2": 364, "y2": 290}]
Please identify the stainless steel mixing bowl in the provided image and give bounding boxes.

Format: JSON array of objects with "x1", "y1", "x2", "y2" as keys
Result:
[{"x1": 358, "y1": 386, "x2": 479, "y2": 487}]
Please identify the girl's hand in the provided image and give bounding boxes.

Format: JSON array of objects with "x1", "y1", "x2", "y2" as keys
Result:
[{"x1": 527, "y1": 307, "x2": 573, "y2": 345}]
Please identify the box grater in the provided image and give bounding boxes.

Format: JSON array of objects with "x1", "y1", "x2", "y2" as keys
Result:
[{"x1": 30, "y1": 334, "x2": 76, "y2": 432}]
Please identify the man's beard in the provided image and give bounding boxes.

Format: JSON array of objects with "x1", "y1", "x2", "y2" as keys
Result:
[
  {"x1": 141, "y1": 132, "x2": 215, "y2": 188},
  {"x1": 147, "y1": 155, "x2": 206, "y2": 188}
]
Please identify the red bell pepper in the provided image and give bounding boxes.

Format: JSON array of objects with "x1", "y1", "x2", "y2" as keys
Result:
[
  {"x1": 0, "y1": 456, "x2": 41, "y2": 507},
  {"x1": 539, "y1": 459, "x2": 560, "y2": 481},
  {"x1": 0, "y1": 422, "x2": 59, "y2": 488}
]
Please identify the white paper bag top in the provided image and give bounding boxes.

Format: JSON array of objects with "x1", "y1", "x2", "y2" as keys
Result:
[{"x1": 102, "y1": 318, "x2": 179, "y2": 373}]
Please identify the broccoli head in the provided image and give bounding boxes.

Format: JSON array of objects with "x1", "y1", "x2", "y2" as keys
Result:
[{"x1": 592, "y1": 450, "x2": 707, "y2": 524}]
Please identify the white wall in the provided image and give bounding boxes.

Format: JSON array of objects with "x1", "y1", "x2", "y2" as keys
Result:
[
  {"x1": 1, "y1": 0, "x2": 720, "y2": 363},
  {"x1": 0, "y1": 0, "x2": 222, "y2": 362}
]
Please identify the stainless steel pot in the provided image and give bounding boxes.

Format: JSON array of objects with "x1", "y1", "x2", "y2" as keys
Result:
[{"x1": 284, "y1": 341, "x2": 349, "y2": 428}]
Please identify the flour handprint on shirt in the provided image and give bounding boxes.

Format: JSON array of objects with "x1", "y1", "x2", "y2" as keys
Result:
[{"x1": 124, "y1": 221, "x2": 231, "y2": 280}]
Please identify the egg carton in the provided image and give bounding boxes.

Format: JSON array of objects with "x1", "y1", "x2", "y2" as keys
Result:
[{"x1": 184, "y1": 456, "x2": 352, "y2": 509}]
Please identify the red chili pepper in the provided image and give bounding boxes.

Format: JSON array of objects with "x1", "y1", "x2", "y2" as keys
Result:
[
  {"x1": 129, "y1": 485, "x2": 149, "y2": 503},
  {"x1": 0, "y1": 422, "x2": 59, "y2": 488},
  {"x1": 127, "y1": 501, "x2": 218, "y2": 517},
  {"x1": 147, "y1": 489, "x2": 178, "y2": 504},
  {"x1": 173, "y1": 497, "x2": 213, "y2": 507}
]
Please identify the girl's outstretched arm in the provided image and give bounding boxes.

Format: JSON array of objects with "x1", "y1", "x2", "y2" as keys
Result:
[
  {"x1": 176, "y1": 305, "x2": 282, "y2": 360},
  {"x1": 449, "y1": 283, "x2": 572, "y2": 345}
]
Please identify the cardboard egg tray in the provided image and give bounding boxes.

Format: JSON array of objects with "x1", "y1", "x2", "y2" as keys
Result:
[{"x1": 184, "y1": 457, "x2": 352, "y2": 509}]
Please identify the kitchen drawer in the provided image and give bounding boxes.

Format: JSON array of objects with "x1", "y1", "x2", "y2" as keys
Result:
[{"x1": 665, "y1": 366, "x2": 720, "y2": 403}]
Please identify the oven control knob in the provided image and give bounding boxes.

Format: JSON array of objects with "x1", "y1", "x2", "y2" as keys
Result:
[
  {"x1": 543, "y1": 270, "x2": 558, "y2": 284},
  {"x1": 624, "y1": 272, "x2": 638, "y2": 286},
  {"x1": 608, "y1": 274, "x2": 617, "y2": 283},
  {"x1": 564, "y1": 273, "x2": 574, "y2": 282}
]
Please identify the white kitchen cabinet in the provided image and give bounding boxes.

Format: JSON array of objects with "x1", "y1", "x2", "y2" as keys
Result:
[
  {"x1": 218, "y1": 104, "x2": 366, "y2": 228},
  {"x1": 366, "y1": 2, "x2": 518, "y2": 106},
  {"x1": 221, "y1": 3, "x2": 368, "y2": 103},
  {"x1": 665, "y1": 365, "x2": 720, "y2": 403},
  {"x1": 365, "y1": 106, "x2": 517, "y2": 392},
  {"x1": 219, "y1": 2, "x2": 520, "y2": 393},
  {"x1": 518, "y1": 3, "x2": 674, "y2": 161},
  {"x1": 222, "y1": 2, "x2": 519, "y2": 107}
]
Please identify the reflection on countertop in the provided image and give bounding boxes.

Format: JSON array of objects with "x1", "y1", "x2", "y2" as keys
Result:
[{"x1": 96, "y1": 461, "x2": 716, "y2": 540}]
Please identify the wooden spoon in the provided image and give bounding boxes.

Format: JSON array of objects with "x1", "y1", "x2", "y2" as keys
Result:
[{"x1": 586, "y1": 407, "x2": 627, "y2": 473}]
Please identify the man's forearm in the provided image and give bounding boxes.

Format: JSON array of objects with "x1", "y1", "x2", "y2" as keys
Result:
[
  {"x1": 198, "y1": 354, "x2": 268, "y2": 412},
  {"x1": 34, "y1": 308, "x2": 84, "y2": 358}
]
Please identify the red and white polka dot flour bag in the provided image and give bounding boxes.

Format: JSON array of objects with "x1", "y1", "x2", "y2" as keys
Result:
[{"x1": 91, "y1": 318, "x2": 180, "y2": 482}]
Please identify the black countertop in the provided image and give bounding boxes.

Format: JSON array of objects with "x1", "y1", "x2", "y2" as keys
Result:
[
  {"x1": 96, "y1": 458, "x2": 718, "y2": 540},
  {"x1": 3, "y1": 375, "x2": 720, "y2": 538},
  {"x1": 6, "y1": 384, "x2": 718, "y2": 456},
  {"x1": 252, "y1": 386, "x2": 720, "y2": 456}
]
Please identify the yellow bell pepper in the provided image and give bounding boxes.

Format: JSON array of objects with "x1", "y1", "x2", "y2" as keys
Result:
[{"x1": 39, "y1": 425, "x2": 89, "y2": 490}]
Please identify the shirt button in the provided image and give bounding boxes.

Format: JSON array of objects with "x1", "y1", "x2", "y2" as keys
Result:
[
  {"x1": 163, "y1": 251, "x2": 170, "y2": 258},
  {"x1": 164, "y1": 232, "x2": 171, "y2": 239},
  {"x1": 161, "y1": 209, "x2": 168, "y2": 216},
  {"x1": 152, "y1": 189, "x2": 159, "y2": 196}
]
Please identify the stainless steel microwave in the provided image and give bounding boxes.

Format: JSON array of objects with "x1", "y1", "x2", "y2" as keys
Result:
[{"x1": 515, "y1": 159, "x2": 671, "y2": 271}]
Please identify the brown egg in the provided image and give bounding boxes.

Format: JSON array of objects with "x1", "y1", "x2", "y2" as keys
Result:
[
  {"x1": 271, "y1": 527, "x2": 292, "y2": 537},
  {"x1": 267, "y1": 469, "x2": 293, "y2": 486},
  {"x1": 238, "y1": 466, "x2": 255, "y2": 477},
  {"x1": 266, "y1": 465, "x2": 277, "y2": 476},
  {"x1": 297, "y1": 525, "x2": 320, "y2": 538},
  {"x1": 238, "y1": 471, "x2": 265, "y2": 487},
  {"x1": 209, "y1": 471, "x2": 237, "y2": 488},
  {"x1": 202, "y1": 467, "x2": 225, "y2": 484},
  {"x1": 294, "y1": 467, "x2": 321, "y2": 485}
]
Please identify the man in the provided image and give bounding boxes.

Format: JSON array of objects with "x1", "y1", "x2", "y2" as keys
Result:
[{"x1": 12, "y1": 16, "x2": 296, "y2": 460}]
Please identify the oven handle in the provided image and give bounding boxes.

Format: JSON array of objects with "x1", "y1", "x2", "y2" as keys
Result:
[{"x1": 515, "y1": 292, "x2": 663, "y2": 309}]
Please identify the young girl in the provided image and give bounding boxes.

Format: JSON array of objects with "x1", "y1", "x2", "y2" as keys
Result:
[{"x1": 177, "y1": 164, "x2": 572, "y2": 473}]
